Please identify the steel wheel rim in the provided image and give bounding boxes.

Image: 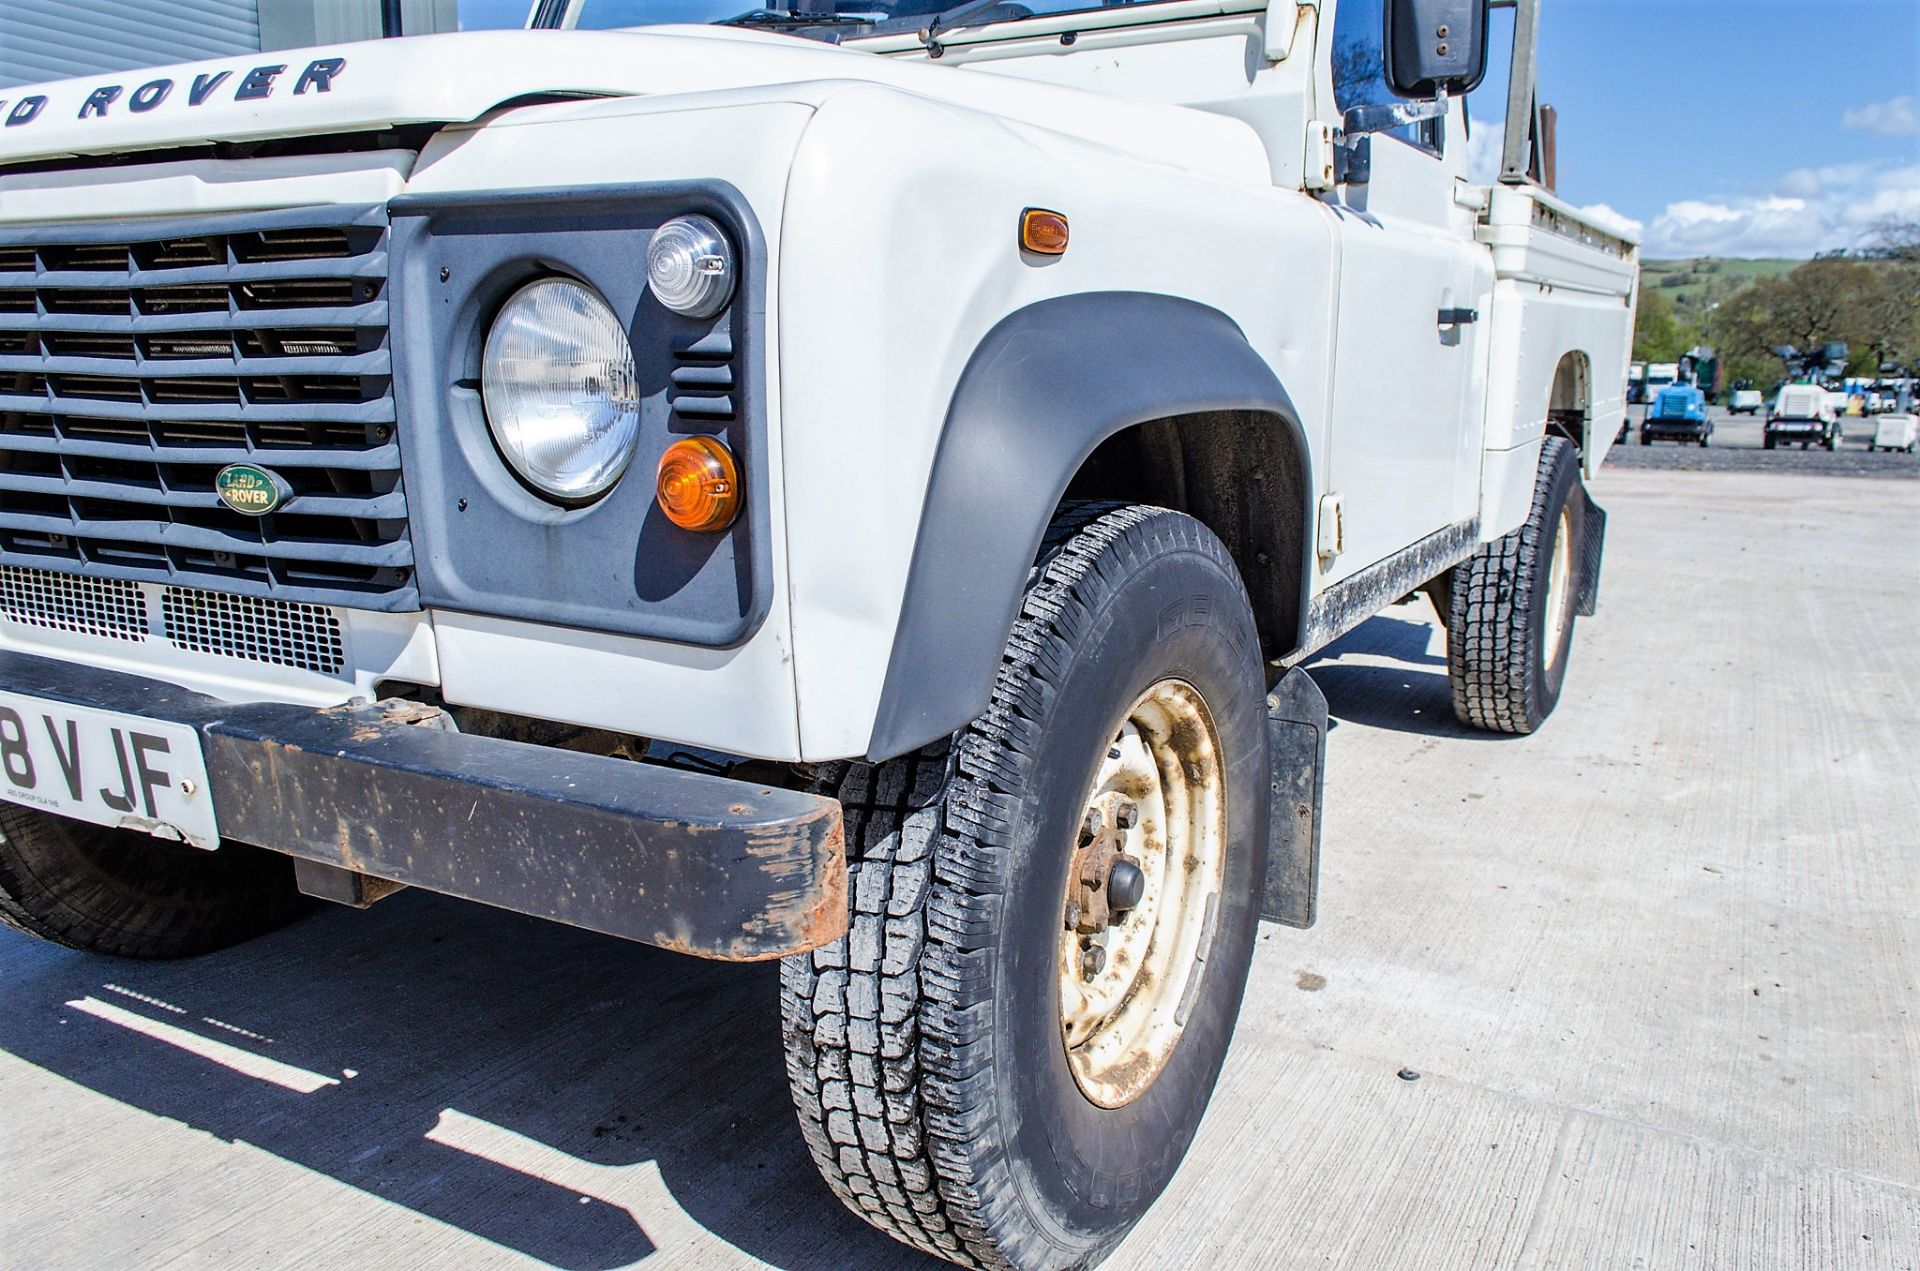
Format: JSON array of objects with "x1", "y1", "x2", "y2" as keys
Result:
[
  {"x1": 1543, "y1": 505, "x2": 1573, "y2": 669},
  {"x1": 1059, "y1": 678, "x2": 1227, "y2": 1109}
]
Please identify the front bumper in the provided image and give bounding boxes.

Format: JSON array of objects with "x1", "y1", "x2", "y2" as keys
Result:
[
  {"x1": 0, "y1": 651, "x2": 846, "y2": 961},
  {"x1": 1767, "y1": 421, "x2": 1826, "y2": 435}
]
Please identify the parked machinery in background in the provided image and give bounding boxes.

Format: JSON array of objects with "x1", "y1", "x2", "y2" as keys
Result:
[{"x1": 1641, "y1": 381, "x2": 1712, "y2": 446}]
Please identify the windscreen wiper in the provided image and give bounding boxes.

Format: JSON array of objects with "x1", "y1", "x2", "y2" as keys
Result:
[
  {"x1": 719, "y1": 6, "x2": 878, "y2": 28},
  {"x1": 919, "y1": 0, "x2": 1058, "y2": 52}
]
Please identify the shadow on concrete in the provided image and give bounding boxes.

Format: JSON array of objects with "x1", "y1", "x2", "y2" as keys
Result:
[
  {"x1": 0, "y1": 892, "x2": 941, "y2": 1270},
  {"x1": 1303, "y1": 612, "x2": 1490, "y2": 740}
]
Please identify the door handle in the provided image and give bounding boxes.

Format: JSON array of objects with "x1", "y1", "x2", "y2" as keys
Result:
[{"x1": 1438, "y1": 307, "x2": 1479, "y2": 326}]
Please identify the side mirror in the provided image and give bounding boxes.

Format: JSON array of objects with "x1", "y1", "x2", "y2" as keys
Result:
[{"x1": 1385, "y1": 0, "x2": 1490, "y2": 98}]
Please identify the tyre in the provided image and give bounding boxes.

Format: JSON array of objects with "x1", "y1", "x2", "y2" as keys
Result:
[
  {"x1": 782, "y1": 502, "x2": 1270, "y2": 1270},
  {"x1": 1444, "y1": 437, "x2": 1585, "y2": 735},
  {"x1": 1639, "y1": 432, "x2": 1651, "y2": 446},
  {"x1": 0, "y1": 805, "x2": 309, "y2": 959},
  {"x1": 1825, "y1": 432, "x2": 1837, "y2": 451},
  {"x1": 1764, "y1": 435, "x2": 1776, "y2": 450}
]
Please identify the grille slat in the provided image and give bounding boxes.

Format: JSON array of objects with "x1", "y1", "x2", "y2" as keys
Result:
[
  {"x1": 0, "y1": 471, "x2": 407, "y2": 520},
  {"x1": 22, "y1": 254, "x2": 386, "y2": 291},
  {"x1": 0, "y1": 388, "x2": 394, "y2": 424},
  {"x1": 0, "y1": 429, "x2": 402, "y2": 471},
  {"x1": 0, "y1": 300, "x2": 387, "y2": 336},
  {"x1": 0, "y1": 205, "x2": 413, "y2": 609},
  {"x1": 0, "y1": 509, "x2": 411, "y2": 567},
  {"x1": 0, "y1": 350, "x2": 389, "y2": 378}
]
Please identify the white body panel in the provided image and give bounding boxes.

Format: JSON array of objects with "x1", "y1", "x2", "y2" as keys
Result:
[
  {"x1": 1872, "y1": 415, "x2": 1918, "y2": 450},
  {"x1": 1774, "y1": 386, "x2": 1838, "y2": 424},
  {"x1": 0, "y1": 5, "x2": 1635, "y2": 762}
]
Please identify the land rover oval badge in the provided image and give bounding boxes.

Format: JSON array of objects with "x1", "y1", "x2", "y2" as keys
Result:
[{"x1": 215, "y1": 464, "x2": 290, "y2": 517}]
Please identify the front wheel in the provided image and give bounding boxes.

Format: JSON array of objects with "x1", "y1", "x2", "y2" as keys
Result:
[
  {"x1": 0, "y1": 806, "x2": 309, "y2": 959},
  {"x1": 1444, "y1": 437, "x2": 1587, "y2": 734},
  {"x1": 782, "y1": 503, "x2": 1270, "y2": 1270}
]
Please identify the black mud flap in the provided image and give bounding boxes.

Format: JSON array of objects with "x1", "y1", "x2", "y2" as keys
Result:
[
  {"x1": 1260, "y1": 666, "x2": 1326, "y2": 929},
  {"x1": 1574, "y1": 481, "x2": 1607, "y2": 617}
]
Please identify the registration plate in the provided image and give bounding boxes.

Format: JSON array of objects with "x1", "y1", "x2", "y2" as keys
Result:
[{"x1": 0, "y1": 691, "x2": 218, "y2": 848}]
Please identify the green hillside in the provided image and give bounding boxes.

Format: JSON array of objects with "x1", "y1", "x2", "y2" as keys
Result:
[{"x1": 1640, "y1": 257, "x2": 1799, "y2": 318}]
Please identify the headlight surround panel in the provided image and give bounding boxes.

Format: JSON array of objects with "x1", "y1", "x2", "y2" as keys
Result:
[{"x1": 388, "y1": 182, "x2": 768, "y2": 647}]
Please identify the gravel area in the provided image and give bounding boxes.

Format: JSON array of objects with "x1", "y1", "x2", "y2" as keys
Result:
[{"x1": 1605, "y1": 406, "x2": 1919, "y2": 479}]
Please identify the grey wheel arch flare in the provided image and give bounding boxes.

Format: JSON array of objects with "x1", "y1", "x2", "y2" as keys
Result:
[{"x1": 866, "y1": 292, "x2": 1315, "y2": 762}]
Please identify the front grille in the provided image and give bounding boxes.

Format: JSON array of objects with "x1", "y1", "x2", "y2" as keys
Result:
[
  {"x1": 0, "y1": 205, "x2": 413, "y2": 609},
  {"x1": 0, "y1": 563, "x2": 146, "y2": 642},
  {"x1": 162, "y1": 586, "x2": 344, "y2": 675}
]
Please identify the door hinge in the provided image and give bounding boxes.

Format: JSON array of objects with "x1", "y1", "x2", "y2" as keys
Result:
[
  {"x1": 1316, "y1": 493, "x2": 1344, "y2": 560},
  {"x1": 1304, "y1": 121, "x2": 1337, "y2": 191}
]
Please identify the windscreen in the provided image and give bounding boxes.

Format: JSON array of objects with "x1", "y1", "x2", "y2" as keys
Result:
[{"x1": 562, "y1": 0, "x2": 1178, "y2": 40}]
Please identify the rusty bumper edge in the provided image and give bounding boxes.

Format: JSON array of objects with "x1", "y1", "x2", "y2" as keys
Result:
[{"x1": 0, "y1": 651, "x2": 847, "y2": 962}]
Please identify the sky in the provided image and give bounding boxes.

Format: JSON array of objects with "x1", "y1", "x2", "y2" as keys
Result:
[
  {"x1": 1467, "y1": 0, "x2": 1920, "y2": 258},
  {"x1": 462, "y1": 0, "x2": 1919, "y2": 259}
]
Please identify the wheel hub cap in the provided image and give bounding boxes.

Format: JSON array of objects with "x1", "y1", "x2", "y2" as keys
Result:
[{"x1": 1059, "y1": 679, "x2": 1227, "y2": 1109}]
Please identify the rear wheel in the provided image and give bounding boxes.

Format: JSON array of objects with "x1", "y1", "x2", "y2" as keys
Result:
[
  {"x1": 0, "y1": 806, "x2": 309, "y2": 959},
  {"x1": 781, "y1": 503, "x2": 1269, "y2": 1269},
  {"x1": 1444, "y1": 438, "x2": 1585, "y2": 735}
]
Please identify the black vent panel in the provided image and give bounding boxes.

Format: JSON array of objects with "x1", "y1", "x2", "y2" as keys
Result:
[{"x1": 0, "y1": 205, "x2": 413, "y2": 609}]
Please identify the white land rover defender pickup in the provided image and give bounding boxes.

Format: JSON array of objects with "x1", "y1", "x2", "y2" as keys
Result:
[{"x1": 0, "y1": 0, "x2": 1631, "y2": 1264}]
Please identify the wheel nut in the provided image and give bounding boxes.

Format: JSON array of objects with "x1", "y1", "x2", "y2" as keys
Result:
[
  {"x1": 1115, "y1": 799, "x2": 1139, "y2": 830},
  {"x1": 1107, "y1": 857, "x2": 1146, "y2": 913},
  {"x1": 1081, "y1": 944, "x2": 1107, "y2": 979}
]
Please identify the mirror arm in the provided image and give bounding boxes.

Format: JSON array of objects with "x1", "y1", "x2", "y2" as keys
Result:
[{"x1": 1340, "y1": 95, "x2": 1448, "y2": 138}]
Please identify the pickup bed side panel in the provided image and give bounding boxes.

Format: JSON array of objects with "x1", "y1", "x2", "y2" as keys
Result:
[{"x1": 1477, "y1": 187, "x2": 1637, "y2": 537}]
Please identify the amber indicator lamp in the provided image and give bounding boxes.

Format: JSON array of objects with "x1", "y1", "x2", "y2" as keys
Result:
[
  {"x1": 1020, "y1": 208, "x2": 1070, "y2": 255},
  {"x1": 656, "y1": 436, "x2": 741, "y2": 531}
]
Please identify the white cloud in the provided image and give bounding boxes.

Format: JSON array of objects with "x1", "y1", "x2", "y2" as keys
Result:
[
  {"x1": 1640, "y1": 162, "x2": 1920, "y2": 258},
  {"x1": 1842, "y1": 95, "x2": 1919, "y2": 138},
  {"x1": 1466, "y1": 122, "x2": 1506, "y2": 186},
  {"x1": 1574, "y1": 203, "x2": 1643, "y2": 239}
]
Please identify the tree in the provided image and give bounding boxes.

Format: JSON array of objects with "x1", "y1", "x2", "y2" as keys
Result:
[
  {"x1": 1865, "y1": 216, "x2": 1920, "y2": 266},
  {"x1": 1631, "y1": 288, "x2": 1697, "y2": 362},
  {"x1": 1713, "y1": 257, "x2": 1904, "y2": 379}
]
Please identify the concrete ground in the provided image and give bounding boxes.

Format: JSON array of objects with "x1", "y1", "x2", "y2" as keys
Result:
[{"x1": 2, "y1": 466, "x2": 1917, "y2": 1270}]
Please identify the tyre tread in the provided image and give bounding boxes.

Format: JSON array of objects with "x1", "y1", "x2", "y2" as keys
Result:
[
  {"x1": 1445, "y1": 437, "x2": 1576, "y2": 735},
  {"x1": 781, "y1": 502, "x2": 1243, "y2": 1270}
]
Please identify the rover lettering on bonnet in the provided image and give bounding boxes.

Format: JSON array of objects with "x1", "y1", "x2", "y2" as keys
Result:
[{"x1": 0, "y1": 57, "x2": 346, "y2": 128}]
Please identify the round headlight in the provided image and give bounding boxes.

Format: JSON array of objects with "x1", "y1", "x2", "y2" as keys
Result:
[
  {"x1": 646, "y1": 215, "x2": 736, "y2": 319},
  {"x1": 480, "y1": 278, "x2": 641, "y2": 503}
]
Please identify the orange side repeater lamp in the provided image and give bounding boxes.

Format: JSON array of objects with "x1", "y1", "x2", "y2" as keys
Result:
[
  {"x1": 1020, "y1": 208, "x2": 1070, "y2": 255},
  {"x1": 656, "y1": 436, "x2": 741, "y2": 532}
]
